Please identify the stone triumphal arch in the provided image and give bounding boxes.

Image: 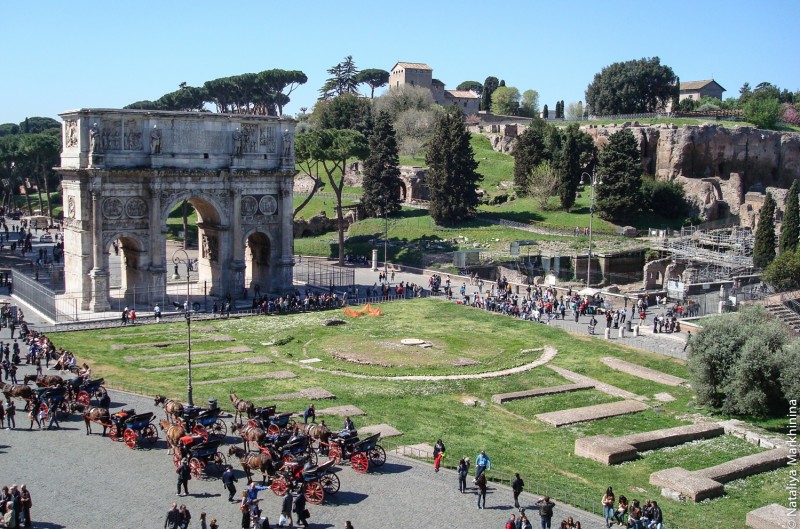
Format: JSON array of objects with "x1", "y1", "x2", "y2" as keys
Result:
[{"x1": 58, "y1": 109, "x2": 296, "y2": 311}]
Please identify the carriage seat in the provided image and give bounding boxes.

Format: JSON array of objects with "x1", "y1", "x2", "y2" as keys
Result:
[{"x1": 179, "y1": 434, "x2": 205, "y2": 447}]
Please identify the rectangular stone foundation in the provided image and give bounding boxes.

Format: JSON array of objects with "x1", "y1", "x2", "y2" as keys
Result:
[
  {"x1": 650, "y1": 447, "x2": 791, "y2": 502},
  {"x1": 492, "y1": 383, "x2": 594, "y2": 404},
  {"x1": 746, "y1": 504, "x2": 791, "y2": 529},
  {"x1": 601, "y1": 356, "x2": 688, "y2": 386},
  {"x1": 536, "y1": 399, "x2": 648, "y2": 427}
]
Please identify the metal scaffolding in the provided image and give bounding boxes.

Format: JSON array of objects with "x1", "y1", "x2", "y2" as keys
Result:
[{"x1": 665, "y1": 226, "x2": 755, "y2": 283}]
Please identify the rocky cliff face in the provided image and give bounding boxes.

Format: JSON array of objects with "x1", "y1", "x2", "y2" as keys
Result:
[{"x1": 581, "y1": 123, "x2": 800, "y2": 220}]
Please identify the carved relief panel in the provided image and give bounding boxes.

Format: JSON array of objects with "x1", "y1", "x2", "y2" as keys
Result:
[
  {"x1": 242, "y1": 124, "x2": 259, "y2": 153},
  {"x1": 124, "y1": 119, "x2": 143, "y2": 150},
  {"x1": 103, "y1": 120, "x2": 122, "y2": 151},
  {"x1": 64, "y1": 120, "x2": 78, "y2": 148}
]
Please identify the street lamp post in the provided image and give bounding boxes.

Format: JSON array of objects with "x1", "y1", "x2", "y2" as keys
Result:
[
  {"x1": 171, "y1": 248, "x2": 194, "y2": 406},
  {"x1": 580, "y1": 170, "x2": 602, "y2": 288}
]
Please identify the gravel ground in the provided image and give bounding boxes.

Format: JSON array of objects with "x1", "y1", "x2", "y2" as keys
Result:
[{"x1": 3, "y1": 362, "x2": 607, "y2": 529}]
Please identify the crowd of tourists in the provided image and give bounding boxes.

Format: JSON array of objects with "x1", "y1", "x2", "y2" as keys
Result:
[
  {"x1": 0, "y1": 484, "x2": 33, "y2": 528},
  {"x1": 603, "y1": 487, "x2": 664, "y2": 529}
]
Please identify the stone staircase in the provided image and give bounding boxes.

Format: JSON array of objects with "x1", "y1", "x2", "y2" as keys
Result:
[{"x1": 763, "y1": 290, "x2": 800, "y2": 335}]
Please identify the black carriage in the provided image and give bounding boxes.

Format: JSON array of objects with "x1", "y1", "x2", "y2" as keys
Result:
[
  {"x1": 249, "y1": 405, "x2": 295, "y2": 435},
  {"x1": 326, "y1": 432, "x2": 386, "y2": 473},
  {"x1": 177, "y1": 405, "x2": 227, "y2": 438},
  {"x1": 269, "y1": 458, "x2": 339, "y2": 505},
  {"x1": 173, "y1": 437, "x2": 227, "y2": 478},
  {"x1": 71, "y1": 377, "x2": 107, "y2": 406},
  {"x1": 108, "y1": 410, "x2": 158, "y2": 448}
]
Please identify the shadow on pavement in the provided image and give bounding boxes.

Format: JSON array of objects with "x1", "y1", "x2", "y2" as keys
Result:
[
  {"x1": 32, "y1": 522, "x2": 67, "y2": 529},
  {"x1": 371, "y1": 461, "x2": 412, "y2": 475},
  {"x1": 327, "y1": 490, "x2": 368, "y2": 506}
]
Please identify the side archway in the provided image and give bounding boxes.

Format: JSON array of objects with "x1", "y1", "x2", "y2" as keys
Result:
[
  {"x1": 103, "y1": 233, "x2": 149, "y2": 302},
  {"x1": 244, "y1": 229, "x2": 272, "y2": 294}
]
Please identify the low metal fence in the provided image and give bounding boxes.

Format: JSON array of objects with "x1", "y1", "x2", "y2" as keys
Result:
[{"x1": 294, "y1": 259, "x2": 355, "y2": 291}]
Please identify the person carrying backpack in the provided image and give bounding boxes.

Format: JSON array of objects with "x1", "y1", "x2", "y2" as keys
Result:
[{"x1": 536, "y1": 496, "x2": 555, "y2": 529}]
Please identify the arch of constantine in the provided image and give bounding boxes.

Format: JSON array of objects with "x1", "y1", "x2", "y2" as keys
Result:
[{"x1": 57, "y1": 109, "x2": 296, "y2": 312}]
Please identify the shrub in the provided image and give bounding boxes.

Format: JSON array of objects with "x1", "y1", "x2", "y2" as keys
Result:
[{"x1": 640, "y1": 177, "x2": 690, "y2": 219}]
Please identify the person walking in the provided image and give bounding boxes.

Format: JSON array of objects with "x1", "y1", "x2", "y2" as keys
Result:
[
  {"x1": 475, "y1": 472, "x2": 487, "y2": 509},
  {"x1": 512, "y1": 472, "x2": 525, "y2": 509},
  {"x1": 165, "y1": 503, "x2": 180, "y2": 529},
  {"x1": 536, "y1": 496, "x2": 555, "y2": 529},
  {"x1": 457, "y1": 457, "x2": 469, "y2": 493},
  {"x1": 176, "y1": 457, "x2": 191, "y2": 496},
  {"x1": 279, "y1": 491, "x2": 293, "y2": 526},
  {"x1": 239, "y1": 491, "x2": 252, "y2": 529},
  {"x1": 27, "y1": 396, "x2": 41, "y2": 430},
  {"x1": 154, "y1": 303, "x2": 162, "y2": 323},
  {"x1": 683, "y1": 330, "x2": 692, "y2": 352},
  {"x1": 475, "y1": 450, "x2": 491, "y2": 479},
  {"x1": 222, "y1": 465, "x2": 238, "y2": 502},
  {"x1": 45, "y1": 399, "x2": 60, "y2": 430},
  {"x1": 433, "y1": 439, "x2": 446, "y2": 472},
  {"x1": 19, "y1": 485, "x2": 31, "y2": 528},
  {"x1": 302, "y1": 404, "x2": 315, "y2": 424},
  {"x1": 0, "y1": 399, "x2": 5, "y2": 429},
  {"x1": 294, "y1": 489, "x2": 309, "y2": 528},
  {"x1": 602, "y1": 487, "x2": 615, "y2": 528}
]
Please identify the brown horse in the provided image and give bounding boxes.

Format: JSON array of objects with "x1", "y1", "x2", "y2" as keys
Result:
[
  {"x1": 71, "y1": 402, "x2": 110, "y2": 435},
  {"x1": 154, "y1": 395, "x2": 184, "y2": 423},
  {"x1": 229, "y1": 392, "x2": 255, "y2": 423},
  {"x1": 2, "y1": 383, "x2": 32, "y2": 401},
  {"x1": 303, "y1": 421, "x2": 331, "y2": 447},
  {"x1": 159, "y1": 418, "x2": 186, "y2": 454},
  {"x1": 231, "y1": 422, "x2": 266, "y2": 452},
  {"x1": 228, "y1": 445, "x2": 274, "y2": 484},
  {"x1": 23, "y1": 374, "x2": 64, "y2": 388}
]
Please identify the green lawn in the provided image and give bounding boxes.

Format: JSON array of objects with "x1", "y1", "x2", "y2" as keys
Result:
[{"x1": 52, "y1": 299, "x2": 790, "y2": 529}]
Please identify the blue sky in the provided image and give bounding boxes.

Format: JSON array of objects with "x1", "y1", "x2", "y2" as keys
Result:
[{"x1": 1, "y1": 0, "x2": 797, "y2": 125}]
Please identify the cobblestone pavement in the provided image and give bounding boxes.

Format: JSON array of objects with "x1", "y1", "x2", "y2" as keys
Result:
[{"x1": 3, "y1": 363, "x2": 607, "y2": 529}]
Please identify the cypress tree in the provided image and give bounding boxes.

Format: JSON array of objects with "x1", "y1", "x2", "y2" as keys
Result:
[
  {"x1": 425, "y1": 108, "x2": 482, "y2": 224},
  {"x1": 596, "y1": 129, "x2": 643, "y2": 222},
  {"x1": 779, "y1": 179, "x2": 799, "y2": 254},
  {"x1": 543, "y1": 104, "x2": 549, "y2": 119},
  {"x1": 754, "y1": 192, "x2": 777, "y2": 268},
  {"x1": 561, "y1": 100, "x2": 566, "y2": 118},
  {"x1": 557, "y1": 124, "x2": 583, "y2": 210},
  {"x1": 360, "y1": 111, "x2": 402, "y2": 218},
  {"x1": 512, "y1": 119, "x2": 548, "y2": 195}
]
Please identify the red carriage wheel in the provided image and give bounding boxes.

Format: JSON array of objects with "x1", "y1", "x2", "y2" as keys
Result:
[
  {"x1": 193, "y1": 424, "x2": 209, "y2": 442},
  {"x1": 328, "y1": 444, "x2": 342, "y2": 465},
  {"x1": 350, "y1": 452, "x2": 369, "y2": 473},
  {"x1": 267, "y1": 424, "x2": 280, "y2": 435},
  {"x1": 304, "y1": 481, "x2": 324, "y2": 505},
  {"x1": 270, "y1": 477, "x2": 289, "y2": 496},
  {"x1": 77, "y1": 391, "x2": 90, "y2": 406},
  {"x1": 247, "y1": 419, "x2": 259, "y2": 429},
  {"x1": 142, "y1": 424, "x2": 159, "y2": 444},
  {"x1": 189, "y1": 457, "x2": 204, "y2": 479},
  {"x1": 123, "y1": 429, "x2": 138, "y2": 449},
  {"x1": 212, "y1": 419, "x2": 227, "y2": 437},
  {"x1": 108, "y1": 425, "x2": 121, "y2": 441},
  {"x1": 173, "y1": 454, "x2": 181, "y2": 469}
]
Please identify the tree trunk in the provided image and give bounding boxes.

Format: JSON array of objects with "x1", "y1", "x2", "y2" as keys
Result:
[
  {"x1": 42, "y1": 166, "x2": 52, "y2": 221},
  {"x1": 35, "y1": 157, "x2": 45, "y2": 215},
  {"x1": 293, "y1": 162, "x2": 322, "y2": 218}
]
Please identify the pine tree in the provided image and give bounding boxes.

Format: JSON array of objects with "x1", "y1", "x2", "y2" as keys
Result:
[
  {"x1": 360, "y1": 111, "x2": 402, "y2": 218},
  {"x1": 779, "y1": 179, "x2": 799, "y2": 254},
  {"x1": 596, "y1": 129, "x2": 643, "y2": 222},
  {"x1": 425, "y1": 108, "x2": 482, "y2": 224},
  {"x1": 754, "y1": 192, "x2": 777, "y2": 268},
  {"x1": 543, "y1": 104, "x2": 549, "y2": 119},
  {"x1": 512, "y1": 119, "x2": 548, "y2": 194},
  {"x1": 481, "y1": 77, "x2": 499, "y2": 112}
]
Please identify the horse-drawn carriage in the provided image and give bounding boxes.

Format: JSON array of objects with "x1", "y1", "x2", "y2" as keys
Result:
[
  {"x1": 324, "y1": 432, "x2": 386, "y2": 473},
  {"x1": 31, "y1": 386, "x2": 68, "y2": 419},
  {"x1": 173, "y1": 435, "x2": 227, "y2": 478},
  {"x1": 70, "y1": 377, "x2": 107, "y2": 406},
  {"x1": 176, "y1": 405, "x2": 227, "y2": 438},
  {"x1": 269, "y1": 458, "x2": 340, "y2": 505},
  {"x1": 249, "y1": 405, "x2": 295, "y2": 435},
  {"x1": 108, "y1": 409, "x2": 158, "y2": 448}
]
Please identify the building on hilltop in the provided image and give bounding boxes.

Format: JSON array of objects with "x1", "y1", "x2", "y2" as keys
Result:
[
  {"x1": 679, "y1": 80, "x2": 726, "y2": 102},
  {"x1": 389, "y1": 62, "x2": 480, "y2": 115}
]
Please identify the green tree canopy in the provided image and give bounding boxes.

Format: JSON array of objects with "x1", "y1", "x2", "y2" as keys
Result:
[
  {"x1": 481, "y1": 76, "x2": 499, "y2": 112},
  {"x1": 780, "y1": 179, "x2": 799, "y2": 254},
  {"x1": 762, "y1": 247, "x2": 800, "y2": 291},
  {"x1": 520, "y1": 90, "x2": 540, "y2": 118},
  {"x1": 512, "y1": 119, "x2": 549, "y2": 193},
  {"x1": 490, "y1": 86, "x2": 521, "y2": 115},
  {"x1": 355, "y1": 69, "x2": 390, "y2": 99},
  {"x1": 319, "y1": 55, "x2": 360, "y2": 100},
  {"x1": 425, "y1": 108, "x2": 482, "y2": 223},
  {"x1": 311, "y1": 93, "x2": 373, "y2": 136},
  {"x1": 585, "y1": 57, "x2": 678, "y2": 115},
  {"x1": 372, "y1": 85, "x2": 435, "y2": 121},
  {"x1": 595, "y1": 129, "x2": 643, "y2": 222},
  {"x1": 743, "y1": 94, "x2": 782, "y2": 130},
  {"x1": 753, "y1": 192, "x2": 777, "y2": 268},
  {"x1": 360, "y1": 112, "x2": 402, "y2": 218},
  {"x1": 456, "y1": 81, "x2": 483, "y2": 95}
]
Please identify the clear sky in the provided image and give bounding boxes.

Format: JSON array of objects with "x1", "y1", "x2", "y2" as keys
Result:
[{"x1": 1, "y1": 0, "x2": 797, "y2": 125}]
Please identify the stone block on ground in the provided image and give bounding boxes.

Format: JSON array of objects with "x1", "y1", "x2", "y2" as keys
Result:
[
  {"x1": 649, "y1": 467, "x2": 724, "y2": 502},
  {"x1": 696, "y1": 447, "x2": 791, "y2": 483},
  {"x1": 195, "y1": 370, "x2": 296, "y2": 385},
  {"x1": 601, "y1": 357, "x2": 687, "y2": 386},
  {"x1": 746, "y1": 504, "x2": 791, "y2": 529},
  {"x1": 574, "y1": 435, "x2": 637, "y2": 465},
  {"x1": 492, "y1": 383, "x2": 595, "y2": 404},
  {"x1": 653, "y1": 392, "x2": 676, "y2": 402},
  {"x1": 140, "y1": 356, "x2": 272, "y2": 371},
  {"x1": 536, "y1": 399, "x2": 649, "y2": 427},
  {"x1": 264, "y1": 387, "x2": 336, "y2": 401},
  {"x1": 318, "y1": 405, "x2": 365, "y2": 417},
  {"x1": 359, "y1": 423, "x2": 403, "y2": 438},
  {"x1": 547, "y1": 366, "x2": 643, "y2": 400}
]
